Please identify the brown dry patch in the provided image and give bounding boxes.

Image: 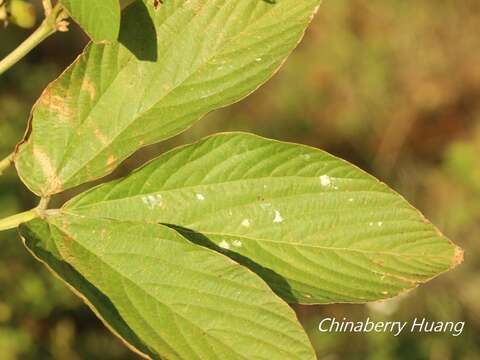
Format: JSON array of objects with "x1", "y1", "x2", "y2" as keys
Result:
[
  {"x1": 33, "y1": 145, "x2": 62, "y2": 193},
  {"x1": 94, "y1": 127, "x2": 109, "y2": 146},
  {"x1": 153, "y1": 0, "x2": 162, "y2": 10},
  {"x1": 106, "y1": 155, "x2": 117, "y2": 167},
  {"x1": 184, "y1": 0, "x2": 202, "y2": 12},
  {"x1": 40, "y1": 88, "x2": 73, "y2": 122},
  {"x1": 81, "y1": 77, "x2": 96, "y2": 100},
  {"x1": 453, "y1": 246, "x2": 464, "y2": 267}
]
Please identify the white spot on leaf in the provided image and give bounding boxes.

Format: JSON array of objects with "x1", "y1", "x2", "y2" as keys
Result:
[
  {"x1": 196, "y1": 193, "x2": 205, "y2": 201},
  {"x1": 241, "y1": 219, "x2": 251, "y2": 228},
  {"x1": 378, "y1": 221, "x2": 383, "y2": 227},
  {"x1": 219, "y1": 240, "x2": 230, "y2": 250},
  {"x1": 273, "y1": 210, "x2": 284, "y2": 223},
  {"x1": 255, "y1": 57, "x2": 263, "y2": 62},
  {"x1": 320, "y1": 175, "x2": 331, "y2": 187},
  {"x1": 232, "y1": 240, "x2": 242, "y2": 248},
  {"x1": 142, "y1": 194, "x2": 163, "y2": 209}
]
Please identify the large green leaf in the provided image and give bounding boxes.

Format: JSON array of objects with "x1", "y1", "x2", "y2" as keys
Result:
[
  {"x1": 19, "y1": 215, "x2": 315, "y2": 359},
  {"x1": 60, "y1": 0, "x2": 121, "y2": 42},
  {"x1": 15, "y1": 0, "x2": 322, "y2": 196},
  {"x1": 66, "y1": 132, "x2": 463, "y2": 304}
]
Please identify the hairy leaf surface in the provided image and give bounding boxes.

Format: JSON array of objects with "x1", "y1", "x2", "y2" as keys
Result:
[
  {"x1": 20, "y1": 215, "x2": 315, "y2": 359},
  {"x1": 60, "y1": 0, "x2": 121, "y2": 42},
  {"x1": 15, "y1": 0, "x2": 321, "y2": 196},
  {"x1": 66, "y1": 133, "x2": 463, "y2": 304}
]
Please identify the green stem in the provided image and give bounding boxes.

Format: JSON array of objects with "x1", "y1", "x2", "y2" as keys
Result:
[
  {"x1": 0, "y1": 4, "x2": 64, "y2": 76},
  {"x1": 0, "y1": 152, "x2": 14, "y2": 175},
  {"x1": 0, "y1": 208, "x2": 39, "y2": 232}
]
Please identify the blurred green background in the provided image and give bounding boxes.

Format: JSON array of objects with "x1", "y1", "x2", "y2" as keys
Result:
[{"x1": 1, "y1": 0, "x2": 479, "y2": 359}]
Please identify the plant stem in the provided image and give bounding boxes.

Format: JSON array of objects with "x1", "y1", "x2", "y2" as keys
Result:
[
  {"x1": 0, "y1": 21, "x2": 53, "y2": 75},
  {"x1": 0, "y1": 152, "x2": 14, "y2": 175},
  {"x1": 0, "y1": 208, "x2": 39, "y2": 232},
  {"x1": 42, "y1": 0, "x2": 53, "y2": 16},
  {"x1": 0, "y1": 3, "x2": 65, "y2": 76},
  {"x1": 38, "y1": 196, "x2": 51, "y2": 210},
  {"x1": 0, "y1": 196, "x2": 51, "y2": 232}
]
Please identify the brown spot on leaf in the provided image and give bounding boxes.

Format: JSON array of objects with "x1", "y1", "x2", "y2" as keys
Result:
[
  {"x1": 33, "y1": 145, "x2": 62, "y2": 193},
  {"x1": 106, "y1": 155, "x2": 117, "y2": 167},
  {"x1": 375, "y1": 260, "x2": 385, "y2": 267},
  {"x1": 94, "y1": 127, "x2": 109, "y2": 146},
  {"x1": 153, "y1": 0, "x2": 162, "y2": 10},
  {"x1": 453, "y1": 246, "x2": 464, "y2": 267},
  {"x1": 39, "y1": 88, "x2": 73, "y2": 122},
  {"x1": 81, "y1": 77, "x2": 96, "y2": 100}
]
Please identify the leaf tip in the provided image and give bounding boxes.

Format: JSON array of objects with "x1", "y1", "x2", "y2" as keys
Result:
[{"x1": 452, "y1": 246, "x2": 464, "y2": 268}]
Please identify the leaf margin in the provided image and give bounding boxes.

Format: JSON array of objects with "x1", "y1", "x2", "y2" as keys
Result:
[
  {"x1": 19, "y1": 213, "x2": 317, "y2": 359},
  {"x1": 62, "y1": 131, "x2": 465, "y2": 305}
]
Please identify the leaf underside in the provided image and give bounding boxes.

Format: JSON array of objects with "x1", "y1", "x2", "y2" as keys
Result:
[
  {"x1": 65, "y1": 132, "x2": 463, "y2": 304},
  {"x1": 12, "y1": 0, "x2": 463, "y2": 357},
  {"x1": 20, "y1": 216, "x2": 315, "y2": 360},
  {"x1": 60, "y1": 0, "x2": 121, "y2": 42},
  {"x1": 15, "y1": 0, "x2": 321, "y2": 196},
  {"x1": 18, "y1": 132, "x2": 462, "y2": 358}
]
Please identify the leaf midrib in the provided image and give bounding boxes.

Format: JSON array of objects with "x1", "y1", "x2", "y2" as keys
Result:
[
  {"x1": 67, "y1": 174, "x2": 391, "y2": 208},
  {"x1": 61, "y1": 206, "x2": 453, "y2": 262},
  {"x1": 183, "y1": 230, "x2": 453, "y2": 261}
]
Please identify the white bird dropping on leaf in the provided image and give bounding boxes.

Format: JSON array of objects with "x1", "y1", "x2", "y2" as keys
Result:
[
  {"x1": 273, "y1": 210, "x2": 284, "y2": 223},
  {"x1": 219, "y1": 240, "x2": 230, "y2": 250},
  {"x1": 320, "y1": 175, "x2": 331, "y2": 187},
  {"x1": 241, "y1": 219, "x2": 251, "y2": 228},
  {"x1": 232, "y1": 240, "x2": 242, "y2": 248}
]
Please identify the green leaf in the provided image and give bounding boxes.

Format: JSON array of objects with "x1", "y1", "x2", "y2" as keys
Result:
[
  {"x1": 60, "y1": 0, "x2": 121, "y2": 42},
  {"x1": 66, "y1": 132, "x2": 463, "y2": 304},
  {"x1": 19, "y1": 215, "x2": 315, "y2": 359},
  {"x1": 15, "y1": 0, "x2": 322, "y2": 196}
]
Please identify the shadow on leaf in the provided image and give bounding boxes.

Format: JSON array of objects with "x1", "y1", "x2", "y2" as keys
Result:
[
  {"x1": 165, "y1": 224, "x2": 298, "y2": 303},
  {"x1": 119, "y1": 1, "x2": 157, "y2": 61},
  {"x1": 19, "y1": 223, "x2": 152, "y2": 358}
]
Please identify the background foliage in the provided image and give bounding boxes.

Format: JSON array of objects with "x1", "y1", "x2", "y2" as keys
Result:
[{"x1": 0, "y1": 0, "x2": 479, "y2": 358}]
